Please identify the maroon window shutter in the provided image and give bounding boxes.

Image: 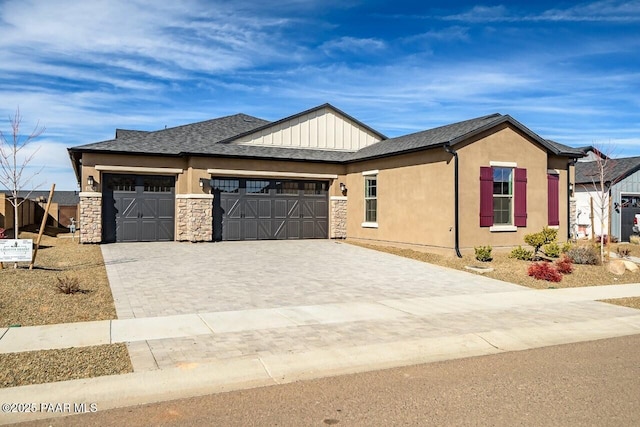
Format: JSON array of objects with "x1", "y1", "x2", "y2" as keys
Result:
[
  {"x1": 480, "y1": 167, "x2": 493, "y2": 227},
  {"x1": 514, "y1": 168, "x2": 527, "y2": 227},
  {"x1": 548, "y1": 173, "x2": 560, "y2": 226}
]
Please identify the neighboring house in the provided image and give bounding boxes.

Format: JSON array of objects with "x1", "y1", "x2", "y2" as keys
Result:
[
  {"x1": 68, "y1": 103, "x2": 583, "y2": 255},
  {"x1": 0, "y1": 191, "x2": 80, "y2": 231},
  {"x1": 575, "y1": 152, "x2": 640, "y2": 242}
]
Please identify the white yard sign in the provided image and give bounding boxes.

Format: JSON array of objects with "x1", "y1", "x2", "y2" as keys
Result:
[{"x1": 0, "y1": 239, "x2": 33, "y2": 262}]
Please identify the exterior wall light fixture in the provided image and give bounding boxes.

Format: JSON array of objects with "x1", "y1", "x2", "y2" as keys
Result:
[
  {"x1": 339, "y1": 182, "x2": 347, "y2": 192},
  {"x1": 87, "y1": 175, "x2": 95, "y2": 187}
]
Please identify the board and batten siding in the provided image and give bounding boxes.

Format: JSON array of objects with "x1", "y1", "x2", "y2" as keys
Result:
[
  {"x1": 611, "y1": 170, "x2": 640, "y2": 240},
  {"x1": 234, "y1": 107, "x2": 382, "y2": 151}
]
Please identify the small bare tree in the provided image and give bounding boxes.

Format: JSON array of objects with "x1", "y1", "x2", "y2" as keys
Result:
[
  {"x1": 0, "y1": 107, "x2": 45, "y2": 239},
  {"x1": 583, "y1": 144, "x2": 617, "y2": 263}
]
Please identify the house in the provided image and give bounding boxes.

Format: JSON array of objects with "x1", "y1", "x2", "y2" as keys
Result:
[
  {"x1": 575, "y1": 151, "x2": 640, "y2": 242},
  {"x1": 68, "y1": 104, "x2": 583, "y2": 255}
]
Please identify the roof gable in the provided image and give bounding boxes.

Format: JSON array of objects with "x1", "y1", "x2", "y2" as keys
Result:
[{"x1": 224, "y1": 104, "x2": 385, "y2": 151}]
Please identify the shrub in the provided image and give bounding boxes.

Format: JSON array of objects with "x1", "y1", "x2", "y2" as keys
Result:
[
  {"x1": 566, "y1": 246, "x2": 599, "y2": 265},
  {"x1": 561, "y1": 242, "x2": 573, "y2": 253},
  {"x1": 630, "y1": 235, "x2": 640, "y2": 245},
  {"x1": 543, "y1": 242, "x2": 561, "y2": 258},
  {"x1": 555, "y1": 255, "x2": 574, "y2": 274},
  {"x1": 616, "y1": 246, "x2": 631, "y2": 259},
  {"x1": 474, "y1": 245, "x2": 493, "y2": 262},
  {"x1": 55, "y1": 275, "x2": 82, "y2": 295},
  {"x1": 596, "y1": 234, "x2": 618, "y2": 244},
  {"x1": 510, "y1": 245, "x2": 533, "y2": 261},
  {"x1": 527, "y1": 262, "x2": 563, "y2": 282},
  {"x1": 524, "y1": 227, "x2": 558, "y2": 254}
]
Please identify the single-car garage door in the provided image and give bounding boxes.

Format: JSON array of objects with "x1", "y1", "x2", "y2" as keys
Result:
[
  {"x1": 102, "y1": 174, "x2": 175, "y2": 242},
  {"x1": 212, "y1": 178, "x2": 328, "y2": 241}
]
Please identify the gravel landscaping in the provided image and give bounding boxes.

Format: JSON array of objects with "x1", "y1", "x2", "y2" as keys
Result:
[{"x1": 0, "y1": 228, "x2": 132, "y2": 388}]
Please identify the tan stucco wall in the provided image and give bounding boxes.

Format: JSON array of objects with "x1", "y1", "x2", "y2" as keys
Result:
[{"x1": 345, "y1": 149, "x2": 455, "y2": 250}]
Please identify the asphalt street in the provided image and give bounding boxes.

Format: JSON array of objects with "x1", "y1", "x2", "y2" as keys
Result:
[{"x1": 20, "y1": 334, "x2": 640, "y2": 427}]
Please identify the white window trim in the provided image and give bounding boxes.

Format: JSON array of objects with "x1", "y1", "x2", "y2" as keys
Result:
[
  {"x1": 489, "y1": 161, "x2": 517, "y2": 168},
  {"x1": 362, "y1": 169, "x2": 379, "y2": 176},
  {"x1": 492, "y1": 166, "x2": 515, "y2": 228},
  {"x1": 364, "y1": 174, "x2": 378, "y2": 225},
  {"x1": 489, "y1": 225, "x2": 517, "y2": 232},
  {"x1": 547, "y1": 169, "x2": 561, "y2": 175},
  {"x1": 547, "y1": 225, "x2": 560, "y2": 230}
]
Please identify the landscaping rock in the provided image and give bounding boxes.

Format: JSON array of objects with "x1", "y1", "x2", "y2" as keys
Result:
[
  {"x1": 622, "y1": 260, "x2": 639, "y2": 273},
  {"x1": 607, "y1": 260, "x2": 626, "y2": 275}
]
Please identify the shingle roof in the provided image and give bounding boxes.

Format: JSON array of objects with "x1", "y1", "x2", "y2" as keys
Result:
[
  {"x1": 346, "y1": 114, "x2": 583, "y2": 161},
  {"x1": 575, "y1": 156, "x2": 640, "y2": 184},
  {"x1": 72, "y1": 113, "x2": 270, "y2": 155},
  {"x1": 69, "y1": 106, "x2": 584, "y2": 174},
  {"x1": 347, "y1": 114, "x2": 502, "y2": 161},
  {"x1": 2, "y1": 191, "x2": 80, "y2": 205}
]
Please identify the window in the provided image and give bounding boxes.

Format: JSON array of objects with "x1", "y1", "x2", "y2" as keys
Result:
[
  {"x1": 303, "y1": 181, "x2": 326, "y2": 195},
  {"x1": 276, "y1": 181, "x2": 299, "y2": 195},
  {"x1": 480, "y1": 166, "x2": 527, "y2": 229},
  {"x1": 212, "y1": 179, "x2": 239, "y2": 193},
  {"x1": 493, "y1": 168, "x2": 513, "y2": 225},
  {"x1": 246, "y1": 180, "x2": 270, "y2": 194},
  {"x1": 143, "y1": 176, "x2": 173, "y2": 193},
  {"x1": 364, "y1": 175, "x2": 377, "y2": 223},
  {"x1": 107, "y1": 176, "x2": 135, "y2": 192}
]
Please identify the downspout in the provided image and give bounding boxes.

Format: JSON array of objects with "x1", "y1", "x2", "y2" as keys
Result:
[{"x1": 444, "y1": 144, "x2": 462, "y2": 258}]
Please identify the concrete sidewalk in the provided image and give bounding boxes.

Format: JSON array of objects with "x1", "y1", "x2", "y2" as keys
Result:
[{"x1": 2, "y1": 284, "x2": 640, "y2": 354}]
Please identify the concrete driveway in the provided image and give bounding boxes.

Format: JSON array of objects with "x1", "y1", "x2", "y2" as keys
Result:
[{"x1": 101, "y1": 240, "x2": 640, "y2": 373}]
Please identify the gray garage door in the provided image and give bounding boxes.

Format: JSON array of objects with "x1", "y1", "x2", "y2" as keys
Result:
[
  {"x1": 212, "y1": 178, "x2": 328, "y2": 241},
  {"x1": 102, "y1": 174, "x2": 175, "y2": 243},
  {"x1": 621, "y1": 194, "x2": 640, "y2": 242}
]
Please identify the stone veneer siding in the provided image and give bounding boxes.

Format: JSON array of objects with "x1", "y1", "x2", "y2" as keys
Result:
[
  {"x1": 569, "y1": 197, "x2": 577, "y2": 240},
  {"x1": 176, "y1": 195, "x2": 213, "y2": 242},
  {"x1": 79, "y1": 192, "x2": 102, "y2": 243},
  {"x1": 330, "y1": 197, "x2": 347, "y2": 239}
]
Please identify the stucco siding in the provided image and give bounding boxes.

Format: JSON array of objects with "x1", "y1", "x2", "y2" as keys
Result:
[
  {"x1": 457, "y1": 126, "x2": 568, "y2": 248},
  {"x1": 234, "y1": 107, "x2": 382, "y2": 151},
  {"x1": 345, "y1": 150, "x2": 455, "y2": 250}
]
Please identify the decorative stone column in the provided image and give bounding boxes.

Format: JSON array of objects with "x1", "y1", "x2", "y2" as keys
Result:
[
  {"x1": 569, "y1": 197, "x2": 577, "y2": 240},
  {"x1": 176, "y1": 194, "x2": 213, "y2": 242},
  {"x1": 79, "y1": 192, "x2": 102, "y2": 243},
  {"x1": 330, "y1": 196, "x2": 347, "y2": 239}
]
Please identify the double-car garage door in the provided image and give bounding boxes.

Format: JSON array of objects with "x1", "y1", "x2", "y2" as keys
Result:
[
  {"x1": 102, "y1": 174, "x2": 329, "y2": 242},
  {"x1": 212, "y1": 178, "x2": 328, "y2": 241}
]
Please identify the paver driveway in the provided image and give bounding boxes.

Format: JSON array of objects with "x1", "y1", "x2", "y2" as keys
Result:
[
  {"x1": 101, "y1": 240, "x2": 640, "y2": 372},
  {"x1": 102, "y1": 240, "x2": 523, "y2": 318}
]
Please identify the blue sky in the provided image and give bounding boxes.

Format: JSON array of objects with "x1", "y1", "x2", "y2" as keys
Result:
[{"x1": 1, "y1": 0, "x2": 639, "y2": 190}]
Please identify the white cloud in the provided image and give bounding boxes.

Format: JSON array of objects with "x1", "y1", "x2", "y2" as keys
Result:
[
  {"x1": 442, "y1": 1, "x2": 640, "y2": 23},
  {"x1": 320, "y1": 37, "x2": 386, "y2": 55}
]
